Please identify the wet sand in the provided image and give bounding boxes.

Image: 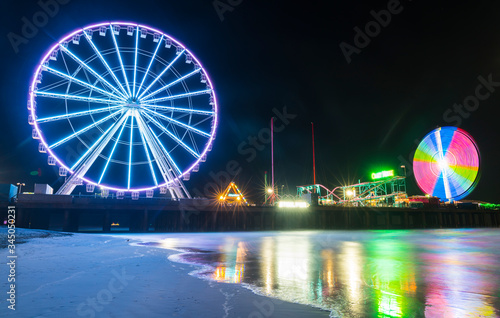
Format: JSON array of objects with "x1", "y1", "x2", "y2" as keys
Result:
[{"x1": 0, "y1": 227, "x2": 330, "y2": 317}]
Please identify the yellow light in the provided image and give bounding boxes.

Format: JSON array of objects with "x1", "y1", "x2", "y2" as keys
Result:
[
  {"x1": 237, "y1": 196, "x2": 241, "y2": 200},
  {"x1": 346, "y1": 190, "x2": 354, "y2": 197},
  {"x1": 267, "y1": 188, "x2": 273, "y2": 193},
  {"x1": 219, "y1": 196, "x2": 224, "y2": 200}
]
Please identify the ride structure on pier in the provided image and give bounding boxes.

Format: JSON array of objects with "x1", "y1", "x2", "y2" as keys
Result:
[{"x1": 297, "y1": 170, "x2": 407, "y2": 207}]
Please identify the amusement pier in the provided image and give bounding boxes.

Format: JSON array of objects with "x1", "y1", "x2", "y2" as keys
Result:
[{"x1": 1, "y1": 22, "x2": 498, "y2": 233}]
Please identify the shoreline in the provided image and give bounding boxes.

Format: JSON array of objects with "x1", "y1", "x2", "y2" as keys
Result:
[
  {"x1": 0, "y1": 228, "x2": 331, "y2": 317},
  {"x1": 0, "y1": 228, "x2": 71, "y2": 249},
  {"x1": 132, "y1": 241, "x2": 337, "y2": 316}
]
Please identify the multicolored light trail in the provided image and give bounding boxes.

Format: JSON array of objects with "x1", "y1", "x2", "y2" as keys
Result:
[{"x1": 413, "y1": 127, "x2": 480, "y2": 201}]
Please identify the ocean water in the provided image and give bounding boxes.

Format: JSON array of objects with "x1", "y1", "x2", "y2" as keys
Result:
[{"x1": 133, "y1": 229, "x2": 500, "y2": 317}]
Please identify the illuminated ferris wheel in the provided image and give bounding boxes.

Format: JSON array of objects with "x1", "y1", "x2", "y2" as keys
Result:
[{"x1": 28, "y1": 22, "x2": 218, "y2": 198}]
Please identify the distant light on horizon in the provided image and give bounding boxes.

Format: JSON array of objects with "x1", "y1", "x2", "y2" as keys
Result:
[{"x1": 278, "y1": 201, "x2": 308, "y2": 208}]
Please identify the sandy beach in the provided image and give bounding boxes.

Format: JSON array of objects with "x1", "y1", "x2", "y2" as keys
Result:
[{"x1": 0, "y1": 227, "x2": 331, "y2": 318}]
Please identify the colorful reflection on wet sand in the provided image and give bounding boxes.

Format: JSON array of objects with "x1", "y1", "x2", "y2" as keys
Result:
[{"x1": 148, "y1": 229, "x2": 500, "y2": 317}]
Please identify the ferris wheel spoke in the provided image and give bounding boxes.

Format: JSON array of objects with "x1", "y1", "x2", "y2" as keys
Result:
[
  {"x1": 136, "y1": 113, "x2": 180, "y2": 182},
  {"x1": 139, "y1": 68, "x2": 201, "y2": 101},
  {"x1": 43, "y1": 66, "x2": 125, "y2": 102},
  {"x1": 110, "y1": 24, "x2": 132, "y2": 97},
  {"x1": 83, "y1": 31, "x2": 130, "y2": 97},
  {"x1": 142, "y1": 111, "x2": 200, "y2": 159},
  {"x1": 71, "y1": 111, "x2": 129, "y2": 171},
  {"x1": 59, "y1": 45, "x2": 128, "y2": 100},
  {"x1": 136, "y1": 49, "x2": 186, "y2": 100},
  {"x1": 142, "y1": 108, "x2": 210, "y2": 138},
  {"x1": 127, "y1": 115, "x2": 134, "y2": 189},
  {"x1": 141, "y1": 104, "x2": 214, "y2": 116},
  {"x1": 141, "y1": 89, "x2": 212, "y2": 104},
  {"x1": 147, "y1": 123, "x2": 182, "y2": 175},
  {"x1": 132, "y1": 26, "x2": 139, "y2": 98},
  {"x1": 36, "y1": 77, "x2": 71, "y2": 92},
  {"x1": 37, "y1": 105, "x2": 124, "y2": 123},
  {"x1": 138, "y1": 114, "x2": 183, "y2": 181},
  {"x1": 134, "y1": 112, "x2": 158, "y2": 186},
  {"x1": 135, "y1": 35, "x2": 164, "y2": 98},
  {"x1": 435, "y1": 130, "x2": 452, "y2": 199},
  {"x1": 98, "y1": 113, "x2": 129, "y2": 184},
  {"x1": 34, "y1": 90, "x2": 121, "y2": 105},
  {"x1": 49, "y1": 109, "x2": 124, "y2": 149}
]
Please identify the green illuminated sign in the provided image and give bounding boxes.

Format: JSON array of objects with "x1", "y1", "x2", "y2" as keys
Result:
[{"x1": 371, "y1": 170, "x2": 394, "y2": 180}]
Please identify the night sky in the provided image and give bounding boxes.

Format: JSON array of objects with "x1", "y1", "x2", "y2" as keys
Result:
[{"x1": 0, "y1": 0, "x2": 499, "y2": 203}]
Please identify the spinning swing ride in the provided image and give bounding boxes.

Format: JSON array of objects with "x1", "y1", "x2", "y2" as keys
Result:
[{"x1": 413, "y1": 126, "x2": 480, "y2": 202}]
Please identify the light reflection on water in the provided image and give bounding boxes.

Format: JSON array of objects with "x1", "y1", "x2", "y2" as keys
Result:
[{"x1": 137, "y1": 229, "x2": 500, "y2": 317}]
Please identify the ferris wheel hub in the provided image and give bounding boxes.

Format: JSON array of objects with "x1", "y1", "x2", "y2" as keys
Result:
[
  {"x1": 125, "y1": 97, "x2": 140, "y2": 108},
  {"x1": 125, "y1": 103, "x2": 140, "y2": 109}
]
